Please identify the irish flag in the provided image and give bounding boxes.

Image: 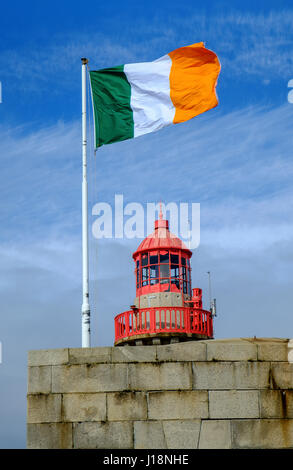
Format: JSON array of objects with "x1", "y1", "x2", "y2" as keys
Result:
[{"x1": 89, "y1": 42, "x2": 220, "y2": 148}]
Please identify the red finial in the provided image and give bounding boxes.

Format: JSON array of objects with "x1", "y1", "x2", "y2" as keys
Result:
[{"x1": 154, "y1": 201, "x2": 169, "y2": 230}]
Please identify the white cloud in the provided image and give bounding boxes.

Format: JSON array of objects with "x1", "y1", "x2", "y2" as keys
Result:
[
  {"x1": 1, "y1": 102, "x2": 292, "y2": 245},
  {"x1": 1, "y1": 9, "x2": 293, "y2": 94}
]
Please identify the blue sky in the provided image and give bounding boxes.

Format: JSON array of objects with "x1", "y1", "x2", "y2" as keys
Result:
[{"x1": 0, "y1": 0, "x2": 293, "y2": 448}]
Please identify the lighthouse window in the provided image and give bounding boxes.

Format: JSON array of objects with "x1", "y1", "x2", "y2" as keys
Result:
[
  {"x1": 171, "y1": 258, "x2": 180, "y2": 290},
  {"x1": 171, "y1": 279, "x2": 180, "y2": 289},
  {"x1": 136, "y1": 259, "x2": 140, "y2": 288},
  {"x1": 150, "y1": 254, "x2": 158, "y2": 265},
  {"x1": 171, "y1": 254, "x2": 179, "y2": 264},
  {"x1": 171, "y1": 265, "x2": 179, "y2": 278},
  {"x1": 150, "y1": 265, "x2": 159, "y2": 278},
  {"x1": 160, "y1": 252, "x2": 169, "y2": 263},
  {"x1": 188, "y1": 281, "x2": 191, "y2": 296},
  {"x1": 160, "y1": 263, "x2": 169, "y2": 281},
  {"x1": 170, "y1": 252, "x2": 179, "y2": 290},
  {"x1": 136, "y1": 249, "x2": 191, "y2": 295},
  {"x1": 142, "y1": 267, "x2": 149, "y2": 286}
]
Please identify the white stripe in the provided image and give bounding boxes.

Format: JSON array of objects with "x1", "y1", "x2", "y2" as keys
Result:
[{"x1": 124, "y1": 55, "x2": 175, "y2": 138}]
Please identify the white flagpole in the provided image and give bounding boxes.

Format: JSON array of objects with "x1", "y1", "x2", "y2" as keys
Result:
[{"x1": 81, "y1": 58, "x2": 91, "y2": 347}]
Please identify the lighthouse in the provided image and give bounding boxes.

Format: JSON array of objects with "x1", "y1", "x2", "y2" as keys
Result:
[{"x1": 114, "y1": 208, "x2": 214, "y2": 346}]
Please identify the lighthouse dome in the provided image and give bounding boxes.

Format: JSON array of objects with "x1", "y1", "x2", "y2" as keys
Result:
[{"x1": 133, "y1": 217, "x2": 192, "y2": 258}]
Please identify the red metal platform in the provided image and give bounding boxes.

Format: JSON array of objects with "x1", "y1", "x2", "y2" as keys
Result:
[{"x1": 115, "y1": 306, "x2": 213, "y2": 345}]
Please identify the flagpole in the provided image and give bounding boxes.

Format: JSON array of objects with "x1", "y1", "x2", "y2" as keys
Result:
[{"x1": 81, "y1": 58, "x2": 91, "y2": 347}]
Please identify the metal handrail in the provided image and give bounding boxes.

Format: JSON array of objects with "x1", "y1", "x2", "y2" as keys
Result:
[{"x1": 114, "y1": 307, "x2": 213, "y2": 342}]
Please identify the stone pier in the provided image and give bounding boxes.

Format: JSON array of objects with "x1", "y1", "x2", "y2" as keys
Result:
[{"x1": 27, "y1": 338, "x2": 293, "y2": 449}]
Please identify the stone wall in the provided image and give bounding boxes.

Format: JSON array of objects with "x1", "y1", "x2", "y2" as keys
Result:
[{"x1": 27, "y1": 338, "x2": 293, "y2": 449}]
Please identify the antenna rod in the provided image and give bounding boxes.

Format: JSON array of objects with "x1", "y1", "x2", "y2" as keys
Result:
[
  {"x1": 207, "y1": 271, "x2": 217, "y2": 317},
  {"x1": 207, "y1": 271, "x2": 212, "y2": 310},
  {"x1": 81, "y1": 58, "x2": 91, "y2": 347}
]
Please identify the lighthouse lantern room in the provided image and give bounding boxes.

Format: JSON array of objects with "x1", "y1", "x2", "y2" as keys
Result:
[{"x1": 114, "y1": 209, "x2": 214, "y2": 346}]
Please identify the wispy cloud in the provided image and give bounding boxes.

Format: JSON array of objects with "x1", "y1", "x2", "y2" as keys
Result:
[
  {"x1": 1, "y1": 9, "x2": 293, "y2": 95},
  {"x1": 1, "y1": 102, "x2": 292, "y2": 243},
  {"x1": 0, "y1": 120, "x2": 81, "y2": 240},
  {"x1": 158, "y1": 9, "x2": 293, "y2": 79}
]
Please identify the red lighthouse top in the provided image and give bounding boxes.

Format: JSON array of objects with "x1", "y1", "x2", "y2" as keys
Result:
[
  {"x1": 133, "y1": 207, "x2": 193, "y2": 299},
  {"x1": 133, "y1": 208, "x2": 192, "y2": 258},
  {"x1": 114, "y1": 204, "x2": 214, "y2": 346}
]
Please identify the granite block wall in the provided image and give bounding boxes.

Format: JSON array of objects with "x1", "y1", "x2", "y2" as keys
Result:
[{"x1": 27, "y1": 338, "x2": 293, "y2": 449}]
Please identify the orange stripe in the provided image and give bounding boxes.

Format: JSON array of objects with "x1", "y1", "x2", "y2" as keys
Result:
[{"x1": 168, "y1": 42, "x2": 221, "y2": 124}]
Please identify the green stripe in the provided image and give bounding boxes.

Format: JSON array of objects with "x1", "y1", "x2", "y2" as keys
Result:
[{"x1": 89, "y1": 66, "x2": 134, "y2": 147}]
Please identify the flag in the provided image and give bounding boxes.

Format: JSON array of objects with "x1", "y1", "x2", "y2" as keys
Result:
[{"x1": 89, "y1": 42, "x2": 221, "y2": 148}]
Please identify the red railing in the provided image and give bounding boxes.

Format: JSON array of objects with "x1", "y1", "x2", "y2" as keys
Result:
[{"x1": 114, "y1": 307, "x2": 213, "y2": 343}]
